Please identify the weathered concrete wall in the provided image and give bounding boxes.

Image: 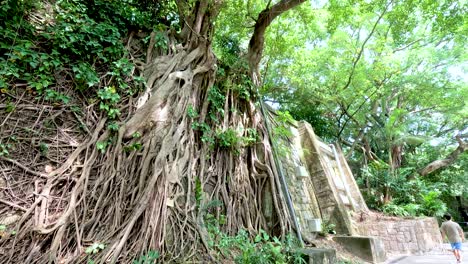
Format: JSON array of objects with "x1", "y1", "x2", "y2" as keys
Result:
[
  {"x1": 356, "y1": 217, "x2": 443, "y2": 254},
  {"x1": 334, "y1": 145, "x2": 368, "y2": 212},
  {"x1": 300, "y1": 248, "x2": 336, "y2": 264},
  {"x1": 279, "y1": 119, "x2": 442, "y2": 256},
  {"x1": 278, "y1": 123, "x2": 322, "y2": 240},
  {"x1": 333, "y1": 236, "x2": 387, "y2": 263},
  {"x1": 297, "y1": 122, "x2": 367, "y2": 235}
]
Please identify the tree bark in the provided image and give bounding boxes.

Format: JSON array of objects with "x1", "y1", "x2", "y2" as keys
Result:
[{"x1": 0, "y1": 1, "x2": 310, "y2": 263}]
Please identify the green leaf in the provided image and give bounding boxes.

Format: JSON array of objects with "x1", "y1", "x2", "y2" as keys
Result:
[
  {"x1": 107, "y1": 122, "x2": 119, "y2": 131},
  {"x1": 132, "y1": 132, "x2": 141, "y2": 138},
  {"x1": 255, "y1": 234, "x2": 262, "y2": 243},
  {"x1": 85, "y1": 243, "x2": 105, "y2": 255},
  {"x1": 96, "y1": 141, "x2": 108, "y2": 153}
]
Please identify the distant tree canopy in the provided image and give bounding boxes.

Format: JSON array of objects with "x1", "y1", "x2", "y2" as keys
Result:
[{"x1": 214, "y1": 0, "x2": 467, "y2": 217}]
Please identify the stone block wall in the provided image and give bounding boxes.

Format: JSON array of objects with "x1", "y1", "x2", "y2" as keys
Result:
[
  {"x1": 356, "y1": 217, "x2": 443, "y2": 254},
  {"x1": 279, "y1": 125, "x2": 322, "y2": 240},
  {"x1": 297, "y1": 122, "x2": 356, "y2": 235},
  {"x1": 274, "y1": 118, "x2": 442, "y2": 257},
  {"x1": 334, "y1": 145, "x2": 368, "y2": 212}
]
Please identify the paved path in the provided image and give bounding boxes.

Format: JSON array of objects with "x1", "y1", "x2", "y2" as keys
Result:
[{"x1": 386, "y1": 243, "x2": 467, "y2": 264}]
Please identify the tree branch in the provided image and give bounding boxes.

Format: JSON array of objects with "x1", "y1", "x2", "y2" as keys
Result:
[
  {"x1": 342, "y1": 0, "x2": 393, "y2": 91},
  {"x1": 419, "y1": 136, "x2": 468, "y2": 176},
  {"x1": 247, "y1": 0, "x2": 305, "y2": 85}
]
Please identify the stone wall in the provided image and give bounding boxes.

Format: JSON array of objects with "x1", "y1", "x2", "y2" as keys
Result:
[
  {"x1": 279, "y1": 124, "x2": 322, "y2": 241},
  {"x1": 278, "y1": 119, "x2": 442, "y2": 256},
  {"x1": 334, "y1": 145, "x2": 368, "y2": 212},
  {"x1": 297, "y1": 122, "x2": 363, "y2": 235},
  {"x1": 356, "y1": 217, "x2": 443, "y2": 254}
]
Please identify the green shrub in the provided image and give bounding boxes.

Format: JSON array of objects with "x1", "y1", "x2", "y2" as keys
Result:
[
  {"x1": 0, "y1": 0, "x2": 176, "y2": 121},
  {"x1": 382, "y1": 202, "x2": 410, "y2": 217},
  {"x1": 215, "y1": 230, "x2": 306, "y2": 264},
  {"x1": 203, "y1": 206, "x2": 305, "y2": 264},
  {"x1": 420, "y1": 190, "x2": 447, "y2": 217},
  {"x1": 320, "y1": 221, "x2": 336, "y2": 236}
]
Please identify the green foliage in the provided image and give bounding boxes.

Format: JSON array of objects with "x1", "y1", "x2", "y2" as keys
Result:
[
  {"x1": 361, "y1": 161, "x2": 449, "y2": 218},
  {"x1": 271, "y1": 111, "x2": 295, "y2": 157},
  {"x1": 214, "y1": 34, "x2": 242, "y2": 67},
  {"x1": 226, "y1": 0, "x2": 468, "y2": 218},
  {"x1": 85, "y1": 243, "x2": 105, "y2": 254},
  {"x1": 0, "y1": 142, "x2": 12, "y2": 157},
  {"x1": 123, "y1": 142, "x2": 142, "y2": 152},
  {"x1": 151, "y1": 32, "x2": 168, "y2": 50},
  {"x1": 420, "y1": 190, "x2": 447, "y2": 217},
  {"x1": 39, "y1": 142, "x2": 49, "y2": 156},
  {"x1": 0, "y1": 0, "x2": 171, "y2": 118},
  {"x1": 44, "y1": 89, "x2": 70, "y2": 104},
  {"x1": 380, "y1": 189, "x2": 447, "y2": 218},
  {"x1": 201, "y1": 200, "x2": 305, "y2": 264},
  {"x1": 214, "y1": 127, "x2": 259, "y2": 154},
  {"x1": 243, "y1": 128, "x2": 259, "y2": 146},
  {"x1": 382, "y1": 202, "x2": 426, "y2": 218},
  {"x1": 190, "y1": 84, "x2": 258, "y2": 152},
  {"x1": 133, "y1": 250, "x2": 160, "y2": 264},
  {"x1": 401, "y1": 203, "x2": 421, "y2": 217},
  {"x1": 4, "y1": 101, "x2": 15, "y2": 113},
  {"x1": 320, "y1": 222, "x2": 336, "y2": 236},
  {"x1": 207, "y1": 85, "x2": 226, "y2": 121},
  {"x1": 96, "y1": 141, "x2": 109, "y2": 153},
  {"x1": 216, "y1": 128, "x2": 239, "y2": 149},
  {"x1": 282, "y1": 103, "x2": 334, "y2": 141},
  {"x1": 382, "y1": 202, "x2": 411, "y2": 217},
  {"x1": 107, "y1": 122, "x2": 119, "y2": 132},
  {"x1": 71, "y1": 63, "x2": 100, "y2": 89},
  {"x1": 186, "y1": 105, "x2": 199, "y2": 119},
  {"x1": 191, "y1": 121, "x2": 214, "y2": 146},
  {"x1": 231, "y1": 75, "x2": 253, "y2": 101},
  {"x1": 195, "y1": 176, "x2": 203, "y2": 208},
  {"x1": 98, "y1": 86, "x2": 121, "y2": 119},
  {"x1": 211, "y1": 228, "x2": 306, "y2": 264},
  {"x1": 273, "y1": 111, "x2": 294, "y2": 139}
]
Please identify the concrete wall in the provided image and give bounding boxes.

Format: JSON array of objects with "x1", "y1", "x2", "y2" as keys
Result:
[
  {"x1": 278, "y1": 124, "x2": 322, "y2": 241},
  {"x1": 356, "y1": 217, "x2": 443, "y2": 254},
  {"x1": 334, "y1": 145, "x2": 368, "y2": 212},
  {"x1": 278, "y1": 120, "x2": 442, "y2": 256},
  {"x1": 296, "y1": 122, "x2": 367, "y2": 235}
]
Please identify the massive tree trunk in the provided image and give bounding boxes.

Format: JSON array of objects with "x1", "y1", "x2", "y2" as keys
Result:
[{"x1": 1, "y1": 1, "x2": 305, "y2": 263}]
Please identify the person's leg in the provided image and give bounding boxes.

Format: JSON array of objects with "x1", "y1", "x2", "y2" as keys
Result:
[
  {"x1": 453, "y1": 249, "x2": 461, "y2": 262},
  {"x1": 454, "y1": 249, "x2": 460, "y2": 261},
  {"x1": 451, "y1": 243, "x2": 460, "y2": 262},
  {"x1": 453, "y1": 243, "x2": 462, "y2": 262}
]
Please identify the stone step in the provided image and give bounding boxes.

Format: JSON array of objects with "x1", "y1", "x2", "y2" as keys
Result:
[{"x1": 298, "y1": 248, "x2": 336, "y2": 264}]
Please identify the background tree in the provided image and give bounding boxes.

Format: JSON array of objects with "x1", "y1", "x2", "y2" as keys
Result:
[{"x1": 252, "y1": 0, "x2": 467, "y2": 215}]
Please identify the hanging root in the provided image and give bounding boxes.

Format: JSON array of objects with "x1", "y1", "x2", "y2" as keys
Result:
[{"x1": 0, "y1": 36, "x2": 291, "y2": 264}]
